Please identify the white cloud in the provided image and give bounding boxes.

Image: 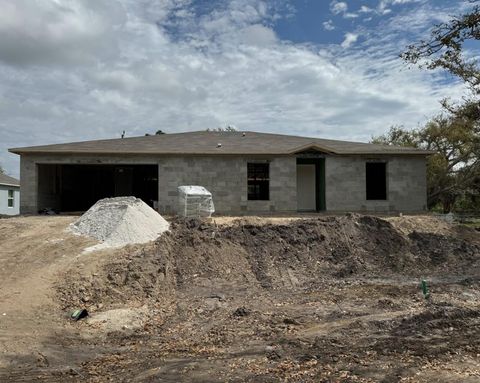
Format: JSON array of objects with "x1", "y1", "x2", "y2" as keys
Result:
[
  {"x1": 238, "y1": 24, "x2": 277, "y2": 46},
  {"x1": 330, "y1": 1, "x2": 348, "y2": 15},
  {"x1": 377, "y1": 0, "x2": 425, "y2": 15},
  {"x1": 389, "y1": 0, "x2": 423, "y2": 4},
  {"x1": 329, "y1": 0, "x2": 359, "y2": 18},
  {"x1": 323, "y1": 20, "x2": 335, "y2": 31},
  {"x1": 0, "y1": 0, "x2": 467, "y2": 177},
  {"x1": 359, "y1": 5, "x2": 374, "y2": 13},
  {"x1": 341, "y1": 32, "x2": 359, "y2": 48},
  {"x1": 378, "y1": 1, "x2": 393, "y2": 15},
  {"x1": 0, "y1": 0, "x2": 124, "y2": 66}
]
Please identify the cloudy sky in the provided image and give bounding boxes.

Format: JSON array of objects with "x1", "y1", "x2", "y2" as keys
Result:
[{"x1": 0, "y1": 0, "x2": 472, "y2": 176}]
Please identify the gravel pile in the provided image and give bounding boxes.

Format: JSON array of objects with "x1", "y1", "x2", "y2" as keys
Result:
[{"x1": 70, "y1": 197, "x2": 169, "y2": 252}]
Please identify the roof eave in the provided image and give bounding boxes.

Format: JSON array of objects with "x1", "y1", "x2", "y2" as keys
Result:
[
  {"x1": 344, "y1": 150, "x2": 435, "y2": 155},
  {"x1": 9, "y1": 147, "x2": 436, "y2": 156},
  {"x1": 9, "y1": 150, "x2": 295, "y2": 155}
]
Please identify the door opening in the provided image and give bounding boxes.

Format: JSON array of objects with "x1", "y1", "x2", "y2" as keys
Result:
[{"x1": 296, "y1": 158, "x2": 325, "y2": 212}]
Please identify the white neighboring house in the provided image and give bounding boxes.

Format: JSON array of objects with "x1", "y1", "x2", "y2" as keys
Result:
[{"x1": 0, "y1": 173, "x2": 20, "y2": 215}]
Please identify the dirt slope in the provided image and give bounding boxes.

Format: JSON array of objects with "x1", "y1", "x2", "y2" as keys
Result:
[
  {"x1": 1, "y1": 214, "x2": 480, "y2": 382},
  {"x1": 0, "y1": 216, "x2": 95, "y2": 368}
]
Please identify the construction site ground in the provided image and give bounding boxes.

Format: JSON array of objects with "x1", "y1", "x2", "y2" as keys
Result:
[{"x1": 0, "y1": 214, "x2": 479, "y2": 382}]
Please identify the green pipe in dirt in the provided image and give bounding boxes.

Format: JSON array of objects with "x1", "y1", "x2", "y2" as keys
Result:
[{"x1": 421, "y1": 279, "x2": 430, "y2": 299}]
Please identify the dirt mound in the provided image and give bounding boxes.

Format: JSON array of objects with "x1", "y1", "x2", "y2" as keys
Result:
[
  {"x1": 4, "y1": 214, "x2": 478, "y2": 382},
  {"x1": 58, "y1": 242, "x2": 176, "y2": 310},
  {"x1": 58, "y1": 214, "x2": 480, "y2": 312},
  {"x1": 409, "y1": 231, "x2": 480, "y2": 270},
  {"x1": 388, "y1": 215, "x2": 454, "y2": 236},
  {"x1": 70, "y1": 197, "x2": 169, "y2": 252}
]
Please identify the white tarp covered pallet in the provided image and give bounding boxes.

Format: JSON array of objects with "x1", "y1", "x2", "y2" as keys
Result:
[{"x1": 177, "y1": 185, "x2": 215, "y2": 218}]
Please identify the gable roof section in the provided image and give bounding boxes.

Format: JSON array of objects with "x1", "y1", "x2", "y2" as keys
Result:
[
  {"x1": 288, "y1": 142, "x2": 337, "y2": 155},
  {"x1": 0, "y1": 173, "x2": 20, "y2": 187},
  {"x1": 9, "y1": 131, "x2": 433, "y2": 156}
]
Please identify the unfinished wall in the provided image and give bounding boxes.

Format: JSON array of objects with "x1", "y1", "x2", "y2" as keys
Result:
[
  {"x1": 325, "y1": 155, "x2": 427, "y2": 212},
  {"x1": 19, "y1": 154, "x2": 297, "y2": 214},
  {"x1": 20, "y1": 155, "x2": 38, "y2": 214},
  {"x1": 156, "y1": 156, "x2": 297, "y2": 214},
  {"x1": 19, "y1": 153, "x2": 427, "y2": 215}
]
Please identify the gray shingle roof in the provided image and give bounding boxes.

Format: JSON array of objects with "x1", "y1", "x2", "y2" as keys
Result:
[
  {"x1": 0, "y1": 173, "x2": 19, "y2": 187},
  {"x1": 9, "y1": 131, "x2": 432, "y2": 156}
]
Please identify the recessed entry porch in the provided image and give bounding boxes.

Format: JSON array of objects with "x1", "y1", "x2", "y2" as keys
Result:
[{"x1": 296, "y1": 157, "x2": 325, "y2": 212}]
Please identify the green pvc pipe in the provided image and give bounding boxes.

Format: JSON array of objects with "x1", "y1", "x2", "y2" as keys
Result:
[{"x1": 421, "y1": 280, "x2": 430, "y2": 299}]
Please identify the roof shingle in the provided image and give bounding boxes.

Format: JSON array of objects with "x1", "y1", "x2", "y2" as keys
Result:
[
  {"x1": 9, "y1": 131, "x2": 432, "y2": 156},
  {"x1": 0, "y1": 173, "x2": 19, "y2": 187}
]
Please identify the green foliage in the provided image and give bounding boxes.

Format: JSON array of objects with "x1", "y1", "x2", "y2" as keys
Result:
[
  {"x1": 145, "y1": 130, "x2": 166, "y2": 136},
  {"x1": 399, "y1": 3, "x2": 480, "y2": 213},
  {"x1": 402, "y1": 1, "x2": 480, "y2": 94},
  {"x1": 372, "y1": 112, "x2": 480, "y2": 213},
  {"x1": 401, "y1": 1, "x2": 480, "y2": 121},
  {"x1": 371, "y1": 125, "x2": 419, "y2": 147},
  {"x1": 206, "y1": 125, "x2": 237, "y2": 132}
]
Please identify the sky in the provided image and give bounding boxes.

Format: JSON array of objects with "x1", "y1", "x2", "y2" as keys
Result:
[{"x1": 0, "y1": 0, "x2": 473, "y2": 177}]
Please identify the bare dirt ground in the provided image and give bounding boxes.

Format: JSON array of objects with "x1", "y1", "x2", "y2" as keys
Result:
[{"x1": 0, "y1": 214, "x2": 479, "y2": 382}]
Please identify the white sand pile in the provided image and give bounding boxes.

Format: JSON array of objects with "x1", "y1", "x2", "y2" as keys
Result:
[{"x1": 70, "y1": 197, "x2": 169, "y2": 252}]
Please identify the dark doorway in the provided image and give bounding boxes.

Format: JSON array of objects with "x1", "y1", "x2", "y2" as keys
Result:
[
  {"x1": 37, "y1": 164, "x2": 158, "y2": 212},
  {"x1": 114, "y1": 167, "x2": 133, "y2": 196},
  {"x1": 366, "y1": 162, "x2": 387, "y2": 200},
  {"x1": 296, "y1": 158, "x2": 325, "y2": 211}
]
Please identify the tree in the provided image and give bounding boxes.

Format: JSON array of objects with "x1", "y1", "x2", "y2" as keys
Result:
[
  {"x1": 206, "y1": 125, "x2": 237, "y2": 132},
  {"x1": 372, "y1": 114, "x2": 480, "y2": 213},
  {"x1": 399, "y1": 3, "x2": 480, "y2": 212},
  {"x1": 402, "y1": 1, "x2": 480, "y2": 94},
  {"x1": 402, "y1": 1, "x2": 480, "y2": 116},
  {"x1": 145, "y1": 130, "x2": 166, "y2": 136},
  {"x1": 0, "y1": 164, "x2": 4, "y2": 174}
]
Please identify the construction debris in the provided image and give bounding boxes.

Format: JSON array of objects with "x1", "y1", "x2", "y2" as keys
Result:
[
  {"x1": 70, "y1": 309, "x2": 88, "y2": 321},
  {"x1": 177, "y1": 185, "x2": 215, "y2": 218}
]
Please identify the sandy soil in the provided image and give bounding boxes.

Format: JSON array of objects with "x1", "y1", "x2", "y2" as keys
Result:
[
  {"x1": 0, "y1": 214, "x2": 479, "y2": 382},
  {"x1": 0, "y1": 216, "x2": 91, "y2": 366}
]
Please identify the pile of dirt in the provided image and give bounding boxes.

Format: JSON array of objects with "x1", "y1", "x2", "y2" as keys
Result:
[
  {"x1": 57, "y1": 242, "x2": 176, "y2": 310},
  {"x1": 5, "y1": 213, "x2": 479, "y2": 382},
  {"x1": 387, "y1": 215, "x2": 454, "y2": 236},
  {"x1": 69, "y1": 197, "x2": 169, "y2": 252},
  {"x1": 58, "y1": 214, "x2": 480, "y2": 312}
]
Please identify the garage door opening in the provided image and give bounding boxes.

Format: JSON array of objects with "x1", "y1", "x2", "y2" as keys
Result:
[{"x1": 37, "y1": 164, "x2": 158, "y2": 213}]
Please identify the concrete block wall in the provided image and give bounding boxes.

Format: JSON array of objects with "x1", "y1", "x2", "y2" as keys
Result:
[
  {"x1": 19, "y1": 154, "x2": 297, "y2": 214},
  {"x1": 157, "y1": 156, "x2": 297, "y2": 214},
  {"x1": 19, "y1": 153, "x2": 427, "y2": 215},
  {"x1": 325, "y1": 155, "x2": 427, "y2": 212},
  {"x1": 20, "y1": 155, "x2": 38, "y2": 214}
]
